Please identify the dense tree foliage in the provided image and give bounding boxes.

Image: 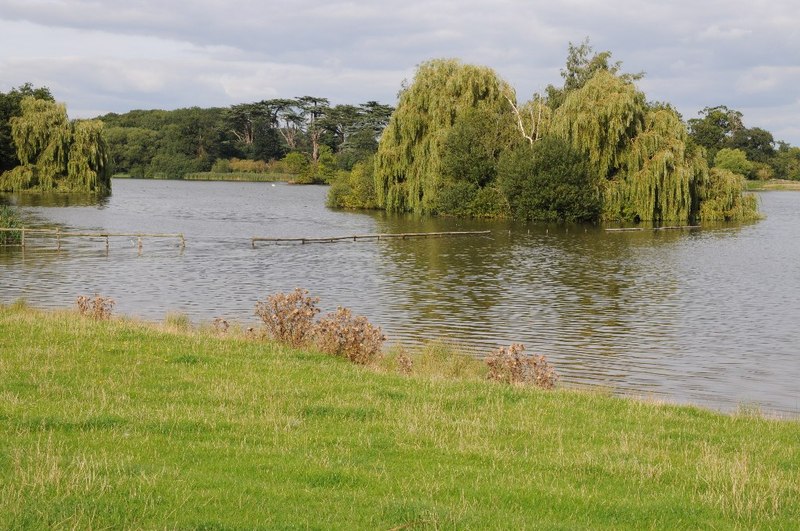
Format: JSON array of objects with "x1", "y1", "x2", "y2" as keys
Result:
[
  {"x1": 497, "y1": 137, "x2": 599, "y2": 222},
  {"x1": 688, "y1": 106, "x2": 796, "y2": 181},
  {"x1": 0, "y1": 83, "x2": 54, "y2": 173},
  {"x1": 351, "y1": 41, "x2": 765, "y2": 223},
  {"x1": 0, "y1": 96, "x2": 110, "y2": 193},
  {"x1": 99, "y1": 98, "x2": 392, "y2": 181},
  {"x1": 374, "y1": 59, "x2": 516, "y2": 213}
]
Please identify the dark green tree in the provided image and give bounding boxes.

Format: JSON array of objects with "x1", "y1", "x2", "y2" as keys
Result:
[
  {"x1": 0, "y1": 83, "x2": 54, "y2": 173},
  {"x1": 497, "y1": 136, "x2": 599, "y2": 222}
]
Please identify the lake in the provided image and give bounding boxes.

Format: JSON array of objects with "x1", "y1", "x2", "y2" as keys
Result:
[{"x1": 2, "y1": 179, "x2": 798, "y2": 416}]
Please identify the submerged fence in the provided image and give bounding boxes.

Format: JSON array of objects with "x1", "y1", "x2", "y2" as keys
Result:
[
  {"x1": 1, "y1": 227, "x2": 492, "y2": 252},
  {"x1": 0, "y1": 227, "x2": 185, "y2": 252},
  {"x1": 250, "y1": 230, "x2": 492, "y2": 247}
]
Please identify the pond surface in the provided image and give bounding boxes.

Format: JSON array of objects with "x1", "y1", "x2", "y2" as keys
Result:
[{"x1": 2, "y1": 179, "x2": 799, "y2": 416}]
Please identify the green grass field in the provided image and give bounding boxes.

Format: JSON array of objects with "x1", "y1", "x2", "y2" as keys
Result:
[{"x1": 1, "y1": 302, "x2": 798, "y2": 529}]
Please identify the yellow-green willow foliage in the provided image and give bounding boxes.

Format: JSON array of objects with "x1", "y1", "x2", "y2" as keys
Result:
[
  {"x1": 699, "y1": 168, "x2": 759, "y2": 221},
  {"x1": 608, "y1": 107, "x2": 703, "y2": 222},
  {"x1": 552, "y1": 72, "x2": 757, "y2": 222},
  {"x1": 374, "y1": 59, "x2": 515, "y2": 213},
  {"x1": 0, "y1": 97, "x2": 110, "y2": 193},
  {"x1": 552, "y1": 71, "x2": 645, "y2": 182}
]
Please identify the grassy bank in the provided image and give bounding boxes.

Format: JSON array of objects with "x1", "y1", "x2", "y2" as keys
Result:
[
  {"x1": 183, "y1": 171, "x2": 292, "y2": 182},
  {"x1": 1, "y1": 303, "x2": 798, "y2": 528},
  {"x1": 746, "y1": 179, "x2": 800, "y2": 191}
]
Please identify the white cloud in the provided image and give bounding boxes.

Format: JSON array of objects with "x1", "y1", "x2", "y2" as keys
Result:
[{"x1": 0, "y1": 0, "x2": 798, "y2": 144}]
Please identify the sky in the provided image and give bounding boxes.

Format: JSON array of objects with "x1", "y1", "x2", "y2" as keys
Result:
[{"x1": 1, "y1": 0, "x2": 799, "y2": 144}]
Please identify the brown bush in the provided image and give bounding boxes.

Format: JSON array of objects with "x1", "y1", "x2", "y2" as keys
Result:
[
  {"x1": 485, "y1": 343, "x2": 558, "y2": 389},
  {"x1": 314, "y1": 307, "x2": 385, "y2": 365},
  {"x1": 76, "y1": 294, "x2": 115, "y2": 320},
  {"x1": 254, "y1": 288, "x2": 320, "y2": 346},
  {"x1": 396, "y1": 351, "x2": 414, "y2": 375}
]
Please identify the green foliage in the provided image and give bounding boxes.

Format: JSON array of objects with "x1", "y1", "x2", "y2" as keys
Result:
[
  {"x1": 440, "y1": 106, "x2": 514, "y2": 187},
  {"x1": 374, "y1": 59, "x2": 515, "y2": 213},
  {"x1": 687, "y1": 105, "x2": 744, "y2": 161},
  {"x1": 608, "y1": 106, "x2": 703, "y2": 223},
  {"x1": 326, "y1": 157, "x2": 379, "y2": 209},
  {"x1": 545, "y1": 38, "x2": 644, "y2": 110},
  {"x1": 714, "y1": 148, "x2": 754, "y2": 177},
  {"x1": 497, "y1": 136, "x2": 599, "y2": 222},
  {"x1": 0, "y1": 205, "x2": 23, "y2": 244},
  {"x1": 699, "y1": 168, "x2": 760, "y2": 221},
  {"x1": 0, "y1": 83, "x2": 54, "y2": 173},
  {"x1": 552, "y1": 70, "x2": 646, "y2": 182},
  {"x1": 282, "y1": 152, "x2": 309, "y2": 175},
  {"x1": 0, "y1": 97, "x2": 110, "y2": 193}
]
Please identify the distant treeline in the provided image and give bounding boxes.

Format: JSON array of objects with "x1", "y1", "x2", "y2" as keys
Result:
[{"x1": 97, "y1": 98, "x2": 394, "y2": 182}]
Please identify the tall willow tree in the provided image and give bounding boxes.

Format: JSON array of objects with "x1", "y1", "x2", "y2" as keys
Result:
[
  {"x1": 374, "y1": 59, "x2": 515, "y2": 213},
  {"x1": 0, "y1": 97, "x2": 110, "y2": 193},
  {"x1": 550, "y1": 70, "x2": 757, "y2": 222}
]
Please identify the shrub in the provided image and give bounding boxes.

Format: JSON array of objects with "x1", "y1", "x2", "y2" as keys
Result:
[
  {"x1": 314, "y1": 307, "x2": 385, "y2": 365},
  {"x1": 0, "y1": 205, "x2": 23, "y2": 245},
  {"x1": 254, "y1": 288, "x2": 320, "y2": 347},
  {"x1": 497, "y1": 137, "x2": 600, "y2": 222},
  {"x1": 212, "y1": 317, "x2": 229, "y2": 335},
  {"x1": 396, "y1": 351, "x2": 414, "y2": 375},
  {"x1": 485, "y1": 343, "x2": 558, "y2": 389},
  {"x1": 76, "y1": 294, "x2": 115, "y2": 320}
]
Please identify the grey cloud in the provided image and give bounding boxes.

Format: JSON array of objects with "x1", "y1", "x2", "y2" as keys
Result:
[{"x1": 0, "y1": 0, "x2": 798, "y2": 143}]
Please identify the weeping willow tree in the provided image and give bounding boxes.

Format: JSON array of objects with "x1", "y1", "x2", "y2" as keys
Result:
[
  {"x1": 550, "y1": 70, "x2": 758, "y2": 222},
  {"x1": 0, "y1": 97, "x2": 110, "y2": 193},
  {"x1": 374, "y1": 59, "x2": 515, "y2": 213}
]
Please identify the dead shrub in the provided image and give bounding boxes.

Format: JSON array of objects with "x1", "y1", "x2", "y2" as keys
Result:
[
  {"x1": 314, "y1": 307, "x2": 385, "y2": 365},
  {"x1": 76, "y1": 294, "x2": 115, "y2": 320},
  {"x1": 254, "y1": 288, "x2": 320, "y2": 346},
  {"x1": 212, "y1": 317, "x2": 229, "y2": 335},
  {"x1": 396, "y1": 351, "x2": 414, "y2": 375},
  {"x1": 485, "y1": 343, "x2": 558, "y2": 389}
]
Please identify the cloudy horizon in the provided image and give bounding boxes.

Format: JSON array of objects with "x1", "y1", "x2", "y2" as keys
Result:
[{"x1": 1, "y1": 0, "x2": 798, "y2": 144}]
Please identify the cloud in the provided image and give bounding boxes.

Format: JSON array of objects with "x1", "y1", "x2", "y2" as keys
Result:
[{"x1": 1, "y1": 0, "x2": 799, "y2": 144}]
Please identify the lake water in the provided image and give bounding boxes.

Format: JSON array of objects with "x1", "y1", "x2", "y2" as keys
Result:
[{"x1": 2, "y1": 179, "x2": 799, "y2": 416}]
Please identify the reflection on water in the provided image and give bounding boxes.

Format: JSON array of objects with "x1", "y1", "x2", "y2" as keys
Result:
[{"x1": 1, "y1": 180, "x2": 798, "y2": 416}]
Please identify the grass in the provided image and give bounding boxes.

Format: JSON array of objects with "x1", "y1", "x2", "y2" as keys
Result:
[
  {"x1": 182, "y1": 171, "x2": 292, "y2": 182},
  {"x1": 745, "y1": 178, "x2": 800, "y2": 191},
  {"x1": 1, "y1": 303, "x2": 798, "y2": 529}
]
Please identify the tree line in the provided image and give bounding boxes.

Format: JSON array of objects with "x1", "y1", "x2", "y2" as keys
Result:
[
  {"x1": 98, "y1": 98, "x2": 393, "y2": 182},
  {"x1": 330, "y1": 41, "x2": 797, "y2": 223},
  {"x1": 2, "y1": 40, "x2": 798, "y2": 224}
]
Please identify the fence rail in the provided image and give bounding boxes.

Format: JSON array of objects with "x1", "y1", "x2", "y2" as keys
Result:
[
  {"x1": 0, "y1": 227, "x2": 185, "y2": 251},
  {"x1": 251, "y1": 230, "x2": 492, "y2": 247}
]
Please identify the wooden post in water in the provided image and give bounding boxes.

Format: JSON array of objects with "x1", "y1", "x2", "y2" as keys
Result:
[
  {"x1": 137, "y1": 236, "x2": 142, "y2": 255},
  {"x1": 20, "y1": 228, "x2": 25, "y2": 248},
  {"x1": 57, "y1": 229, "x2": 61, "y2": 251}
]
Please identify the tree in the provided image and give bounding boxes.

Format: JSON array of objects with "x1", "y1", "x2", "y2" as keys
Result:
[
  {"x1": 545, "y1": 38, "x2": 643, "y2": 110},
  {"x1": 0, "y1": 96, "x2": 110, "y2": 193},
  {"x1": 296, "y1": 96, "x2": 330, "y2": 162},
  {"x1": 549, "y1": 69, "x2": 755, "y2": 222},
  {"x1": 497, "y1": 136, "x2": 599, "y2": 222},
  {"x1": 727, "y1": 126, "x2": 774, "y2": 164},
  {"x1": 714, "y1": 148, "x2": 753, "y2": 177},
  {"x1": 374, "y1": 58, "x2": 515, "y2": 213},
  {"x1": 0, "y1": 83, "x2": 54, "y2": 173},
  {"x1": 687, "y1": 105, "x2": 744, "y2": 161}
]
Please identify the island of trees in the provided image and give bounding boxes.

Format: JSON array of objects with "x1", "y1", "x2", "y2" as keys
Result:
[{"x1": 2, "y1": 41, "x2": 799, "y2": 223}]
